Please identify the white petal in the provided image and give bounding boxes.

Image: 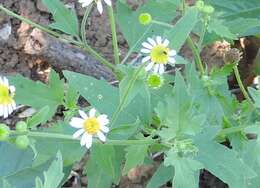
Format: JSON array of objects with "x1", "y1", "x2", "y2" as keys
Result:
[
  {"x1": 159, "y1": 64, "x2": 165, "y2": 74},
  {"x1": 153, "y1": 64, "x2": 160, "y2": 73},
  {"x1": 70, "y1": 117, "x2": 84, "y2": 128},
  {"x1": 96, "y1": 1, "x2": 103, "y2": 14},
  {"x1": 142, "y1": 42, "x2": 153, "y2": 49},
  {"x1": 97, "y1": 131, "x2": 106, "y2": 142},
  {"x1": 156, "y1": 36, "x2": 162, "y2": 44},
  {"x1": 85, "y1": 134, "x2": 93, "y2": 148},
  {"x1": 3, "y1": 77, "x2": 9, "y2": 87},
  {"x1": 145, "y1": 62, "x2": 154, "y2": 72},
  {"x1": 147, "y1": 38, "x2": 156, "y2": 46},
  {"x1": 0, "y1": 77, "x2": 3, "y2": 84},
  {"x1": 9, "y1": 85, "x2": 15, "y2": 93},
  {"x1": 100, "y1": 125, "x2": 109, "y2": 133},
  {"x1": 104, "y1": 0, "x2": 112, "y2": 6},
  {"x1": 141, "y1": 48, "x2": 151, "y2": 54},
  {"x1": 0, "y1": 105, "x2": 3, "y2": 117},
  {"x1": 8, "y1": 105, "x2": 13, "y2": 115},
  {"x1": 142, "y1": 56, "x2": 151, "y2": 63},
  {"x1": 89, "y1": 108, "x2": 96, "y2": 117},
  {"x1": 80, "y1": 133, "x2": 88, "y2": 146},
  {"x1": 169, "y1": 50, "x2": 176, "y2": 56},
  {"x1": 168, "y1": 57, "x2": 176, "y2": 64},
  {"x1": 73, "y1": 129, "x2": 85, "y2": 138},
  {"x1": 3, "y1": 106, "x2": 8, "y2": 119},
  {"x1": 163, "y1": 39, "x2": 170, "y2": 46},
  {"x1": 98, "y1": 115, "x2": 109, "y2": 125},
  {"x1": 79, "y1": 110, "x2": 88, "y2": 119},
  {"x1": 11, "y1": 102, "x2": 16, "y2": 110},
  {"x1": 80, "y1": 0, "x2": 92, "y2": 6}
]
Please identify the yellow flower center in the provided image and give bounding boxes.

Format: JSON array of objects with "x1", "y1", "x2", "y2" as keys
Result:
[
  {"x1": 0, "y1": 84, "x2": 13, "y2": 105},
  {"x1": 83, "y1": 117, "x2": 101, "y2": 135},
  {"x1": 150, "y1": 45, "x2": 170, "y2": 64}
]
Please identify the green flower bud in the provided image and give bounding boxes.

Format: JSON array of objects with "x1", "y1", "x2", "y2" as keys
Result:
[
  {"x1": 139, "y1": 13, "x2": 152, "y2": 25},
  {"x1": 195, "y1": 0, "x2": 204, "y2": 10},
  {"x1": 147, "y1": 74, "x2": 164, "y2": 89},
  {"x1": 0, "y1": 123, "x2": 10, "y2": 141},
  {"x1": 202, "y1": 5, "x2": 215, "y2": 14},
  {"x1": 15, "y1": 135, "x2": 29, "y2": 149},
  {"x1": 15, "y1": 121, "x2": 27, "y2": 132}
]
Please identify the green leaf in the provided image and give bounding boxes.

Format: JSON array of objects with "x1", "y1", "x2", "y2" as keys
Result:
[
  {"x1": 194, "y1": 130, "x2": 256, "y2": 188},
  {"x1": 117, "y1": 0, "x2": 179, "y2": 51},
  {"x1": 42, "y1": 0, "x2": 79, "y2": 36},
  {"x1": 164, "y1": 150, "x2": 202, "y2": 188},
  {"x1": 147, "y1": 164, "x2": 174, "y2": 188},
  {"x1": 9, "y1": 70, "x2": 64, "y2": 119},
  {"x1": 122, "y1": 145, "x2": 148, "y2": 175},
  {"x1": 248, "y1": 87, "x2": 260, "y2": 108},
  {"x1": 38, "y1": 151, "x2": 64, "y2": 188},
  {"x1": 27, "y1": 106, "x2": 50, "y2": 129},
  {"x1": 165, "y1": 7, "x2": 199, "y2": 51},
  {"x1": 64, "y1": 85, "x2": 79, "y2": 109},
  {"x1": 35, "y1": 177, "x2": 43, "y2": 188}
]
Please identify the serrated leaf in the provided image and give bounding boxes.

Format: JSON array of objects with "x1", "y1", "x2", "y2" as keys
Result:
[
  {"x1": 9, "y1": 70, "x2": 64, "y2": 119},
  {"x1": 42, "y1": 0, "x2": 79, "y2": 36},
  {"x1": 164, "y1": 150, "x2": 202, "y2": 188},
  {"x1": 122, "y1": 145, "x2": 148, "y2": 175},
  {"x1": 147, "y1": 164, "x2": 174, "y2": 188},
  {"x1": 208, "y1": 19, "x2": 237, "y2": 40},
  {"x1": 165, "y1": 7, "x2": 199, "y2": 51}
]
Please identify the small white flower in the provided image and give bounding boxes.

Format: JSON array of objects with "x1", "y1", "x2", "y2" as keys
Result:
[
  {"x1": 141, "y1": 36, "x2": 177, "y2": 74},
  {"x1": 78, "y1": 0, "x2": 112, "y2": 14},
  {"x1": 70, "y1": 108, "x2": 110, "y2": 149},
  {"x1": 0, "y1": 76, "x2": 16, "y2": 119}
]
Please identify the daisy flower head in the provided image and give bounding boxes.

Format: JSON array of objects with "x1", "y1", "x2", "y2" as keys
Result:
[
  {"x1": 70, "y1": 108, "x2": 110, "y2": 149},
  {"x1": 0, "y1": 76, "x2": 16, "y2": 119},
  {"x1": 141, "y1": 36, "x2": 177, "y2": 74},
  {"x1": 78, "y1": 0, "x2": 112, "y2": 14}
]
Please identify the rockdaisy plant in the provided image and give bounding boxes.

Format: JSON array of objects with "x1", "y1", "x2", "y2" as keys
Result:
[
  {"x1": 0, "y1": 76, "x2": 16, "y2": 119},
  {"x1": 70, "y1": 108, "x2": 109, "y2": 149},
  {"x1": 141, "y1": 36, "x2": 177, "y2": 74},
  {"x1": 78, "y1": 0, "x2": 112, "y2": 14}
]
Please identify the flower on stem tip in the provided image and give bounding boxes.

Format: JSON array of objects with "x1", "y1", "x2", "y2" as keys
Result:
[
  {"x1": 79, "y1": 0, "x2": 112, "y2": 14},
  {"x1": 141, "y1": 36, "x2": 176, "y2": 74},
  {"x1": 0, "y1": 76, "x2": 16, "y2": 119},
  {"x1": 70, "y1": 108, "x2": 110, "y2": 149}
]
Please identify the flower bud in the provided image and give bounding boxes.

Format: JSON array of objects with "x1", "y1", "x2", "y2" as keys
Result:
[
  {"x1": 0, "y1": 123, "x2": 10, "y2": 141},
  {"x1": 202, "y1": 5, "x2": 215, "y2": 14},
  {"x1": 147, "y1": 74, "x2": 164, "y2": 89},
  {"x1": 15, "y1": 121, "x2": 27, "y2": 132},
  {"x1": 223, "y1": 48, "x2": 242, "y2": 64},
  {"x1": 195, "y1": 0, "x2": 204, "y2": 10},
  {"x1": 139, "y1": 13, "x2": 152, "y2": 25},
  {"x1": 15, "y1": 135, "x2": 29, "y2": 149}
]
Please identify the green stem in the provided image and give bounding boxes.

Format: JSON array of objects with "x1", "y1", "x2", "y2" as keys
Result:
[
  {"x1": 233, "y1": 65, "x2": 254, "y2": 106},
  {"x1": 151, "y1": 20, "x2": 205, "y2": 75},
  {"x1": 80, "y1": 4, "x2": 93, "y2": 46},
  {"x1": 108, "y1": 6, "x2": 120, "y2": 65},
  {"x1": 198, "y1": 22, "x2": 207, "y2": 51},
  {"x1": 10, "y1": 130, "x2": 156, "y2": 146},
  {"x1": 111, "y1": 63, "x2": 146, "y2": 125},
  {"x1": 0, "y1": 4, "x2": 116, "y2": 73}
]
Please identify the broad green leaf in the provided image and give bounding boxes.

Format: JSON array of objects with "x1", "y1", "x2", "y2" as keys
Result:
[
  {"x1": 194, "y1": 131, "x2": 256, "y2": 188},
  {"x1": 165, "y1": 7, "x2": 199, "y2": 51},
  {"x1": 117, "y1": 0, "x2": 179, "y2": 51},
  {"x1": 9, "y1": 70, "x2": 64, "y2": 119},
  {"x1": 42, "y1": 0, "x2": 79, "y2": 36},
  {"x1": 122, "y1": 145, "x2": 148, "y2": 174},
  {"x1": 147, "y1": 164, "x2": 174, "y2": 188},
  {"x1": 27, "y1": 106, "x2": 50, "y2": 129},
  {"x1": 1, "y1": 179, "x2": 11, "y2": 188},
  {"x1": 248, "y1": 87, "x2": 260, "y2": 108},
  {"x1": 164, "y1": 150, "x2": 202, "y2": 188},
  {"x1": 85, "y1": 155, "x2": 112, "y2": 188},
  {"x1": 35, "y1": 177, "x2": 43, "y2": 188},
  {"x1": 38, "y1": 152, "x2": 64, "y2": 188}
]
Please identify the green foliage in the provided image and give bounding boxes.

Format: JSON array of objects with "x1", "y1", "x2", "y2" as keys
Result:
[
  {"x1": 35, "y1": 152, "x2": 64, "y2": 188},
  {"x1": 27, "y1": 106, "x2": 50, "y2": 129},
  {"x1": 42, "y1": 0, "x2": 79, "y2": 36}
]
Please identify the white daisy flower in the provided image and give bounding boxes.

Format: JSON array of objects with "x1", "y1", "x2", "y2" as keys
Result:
[
  {"x1": 141, "y1": 36, "x2": 177, "y2": 74},
  {"x1": 78, "y1": 0, "x2": 112, "y2": 14},
  {"x1": 0, "y1": 76, "x2": 16, "y2": 119},
  {"x1": 70, "y1": 108, "x2": 110, "y2": 149}
]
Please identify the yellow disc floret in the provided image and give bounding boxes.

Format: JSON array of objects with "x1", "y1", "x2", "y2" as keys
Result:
[
  {"x1": 0, "y1": 84, "x2": 13, "y2": 105},
  {"x1": 150, "y1": 45, "x2": 170, "y2": 64},
  {"x1": 84, "y1": 117, "x2": 101, "y2": 135}
]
